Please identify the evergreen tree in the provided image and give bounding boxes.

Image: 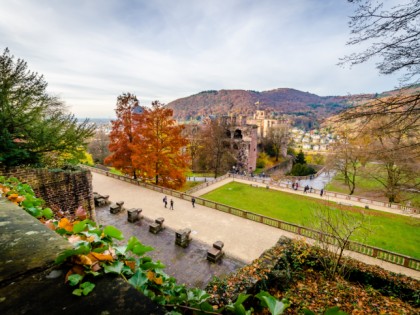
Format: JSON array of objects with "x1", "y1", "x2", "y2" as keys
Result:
[
  {"x1": 295, "y1": 150, "x2": 306, "y2": 165},
  {"x1": 0, "y1": 48, "x2": 94, "y2": 167}
]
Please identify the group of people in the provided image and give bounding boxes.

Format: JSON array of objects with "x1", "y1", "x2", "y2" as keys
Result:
[
  {"x1": 163, "y1": 195, "x2": 196, "y2": 210},
  {"x1": 162, "y1": 195, "x2": 174, "y2": 210},
  {"x1": 291, "y1": 182, "x2": 324, "y2": 197},
  {"x1": 303, "y1": 185, "x2": 313, "y2": 193}
]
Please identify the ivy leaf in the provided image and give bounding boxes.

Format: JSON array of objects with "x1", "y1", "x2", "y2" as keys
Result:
[
  {"x1": 73, "y1": 221, "x2": 88, "y2": 234},
  {"x1": 127, "y1": 236, "x2": 154, "y2": 256},
  {"x1": 114, "y1": 245, "x2": 127, "y2": 255},
  {"x1": 26, "y1": 207, "x2": 42, "y2": 218},
  {"x1": 80, "y1": 281, "x2": 95, "y2": 295},
  {"x1": 72, "y1": 288, "x2": 83, "y2": 296},
  {"x1": 103, "y1": 260, "x2": 124, "y2": 274},
  {"x1": 68, "y1": 274, "x2": 83, "y2": 286},
  {"x1": 103, "y1": 225, "x2": 124, "y2": 240},
  {"x1": 42, "y1": 207, "x2": 53, "y2": 219},
  {"x1": 128, "y1": 270, "x2": 148, "y2": 290},
  {"x1": 55, "y1": 244, "x2": 91, "y2": 264},
  {"x1": 141, "y1": 261, "x2": 166, "y2": 270}
]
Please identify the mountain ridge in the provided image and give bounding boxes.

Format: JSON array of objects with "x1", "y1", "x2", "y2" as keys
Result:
[{"x1": 166, "y1": 87, "x2": 372, "y2": 127}]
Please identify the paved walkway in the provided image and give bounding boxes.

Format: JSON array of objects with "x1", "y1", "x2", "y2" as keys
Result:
[
  {"x1": 95, "y1": 206, "x2": 244, "y2": 288},
  {"x1": 92, "y1": 173, "x2": 420, "y2": 279}
]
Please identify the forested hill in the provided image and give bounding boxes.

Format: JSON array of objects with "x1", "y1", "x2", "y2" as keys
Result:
[{"x1": 166, "y1": 88, "x2": 368, "y2": 123}]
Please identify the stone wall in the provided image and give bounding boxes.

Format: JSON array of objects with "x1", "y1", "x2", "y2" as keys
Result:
[
  {"x1": 206, "y1": 236, "x2": 293, "y2": 305},
  {"x1": 0, "y1": 166, "x2": 94, "y2": 216}
]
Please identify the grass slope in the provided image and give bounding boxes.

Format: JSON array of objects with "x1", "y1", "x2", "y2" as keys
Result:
[{"x1": 202, "y1": 182, "x2": 420, "y2": 259}]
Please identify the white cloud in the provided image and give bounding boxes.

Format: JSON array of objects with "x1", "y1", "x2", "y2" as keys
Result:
[{"x1": 0, "y1": 0, "x2": 402, "y2": 118}]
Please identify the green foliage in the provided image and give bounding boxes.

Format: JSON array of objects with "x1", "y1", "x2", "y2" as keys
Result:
[
  {"x1": 72, "y1": 282, "x2": 96, "y2": 296},
  {"x1": 0, "y1": 176, "x2": 52, "y2": 219},
  {"x1": 225, "y1": 293, "x2": 253, "y2": 315},
  {"x1": 255, "y1": 291, "x2": 290, "y2": 315},
  {"x1": 295, "y1": 150, "x2": 306, "y2": 165},
  {"x1": 0, "y1": 48, "x2": 94, "y2": 167},
  {"x1": 256, "y1": 152, "x2": 271, "y2": 168},
  {"x1": 289, "y1": 163, "x2": 316, "y2": 176}
]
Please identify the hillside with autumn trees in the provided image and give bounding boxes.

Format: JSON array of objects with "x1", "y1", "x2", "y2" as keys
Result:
[
  {"x1": 166, "y1": 88, "x2": 371, "y2": 123},
  {"x1": 166, "y1": 86, "x2": 419, "y2": 127}
]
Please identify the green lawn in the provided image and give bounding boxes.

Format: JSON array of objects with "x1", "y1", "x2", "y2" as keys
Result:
[
  {"x1": 202, "y1": 182, "x2": 420, "y2": 259},
  {"x1": 109, "y1": 167, "x2": 123, "y2": 176}
]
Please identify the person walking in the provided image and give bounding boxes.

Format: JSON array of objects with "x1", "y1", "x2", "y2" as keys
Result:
[
  {"x1": 163, "y1": 196, "x2": 167, "y2": 208},
  {"x1": 192, "y1": 197, "x2": 196, "y2": 208},
  {"x1": 320, "y1": 189, "x2": 324, "y2": 197},
  {"x1": 170, "y1": 199, "x2": 174, "y2": 210}
]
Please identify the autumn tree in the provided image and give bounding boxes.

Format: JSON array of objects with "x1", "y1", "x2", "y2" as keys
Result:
[
  {"x1": 340, "y1": 0, "x2": 420, "y2": 148},
  {"x1": 104, "y1": 93, "x2": 142, "y2": 178},
  {"x1": 130, "y1": 101, "x2": 189, "y2": 189},
  {"x1": 0, "y1": 48, "x2": 94, "y2": 167}
]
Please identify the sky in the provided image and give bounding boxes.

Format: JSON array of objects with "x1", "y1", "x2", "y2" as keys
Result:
[{"x1": 0, "y1": 0, "x2": 404, "y2": 118}]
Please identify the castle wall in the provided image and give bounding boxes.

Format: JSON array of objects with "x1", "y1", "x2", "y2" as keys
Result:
[{"x1": 0, "y1": 166, "x2": 94, "y2": 216}]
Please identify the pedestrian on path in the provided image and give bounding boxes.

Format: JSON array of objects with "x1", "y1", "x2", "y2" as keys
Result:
[
  {"x1": 320, "y1": 189, "x2": 324, "y2": 197},
  {"x1": 163, "y1": 196, "x2": 168, "y2": 208},
  {"x1": 192, "y1": 197, "x2": 195, "y2": 208},
  {"x1": 170, "y1": 199, "x2": 174, "y2": 210}
]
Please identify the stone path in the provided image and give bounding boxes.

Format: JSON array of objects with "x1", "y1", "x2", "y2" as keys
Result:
[
  {"x1": 92, "y1": 172, "x2": 420, "y2": 280},
  {"x1": 95, "y1": 206, "x2": 244, "y2": 288}
]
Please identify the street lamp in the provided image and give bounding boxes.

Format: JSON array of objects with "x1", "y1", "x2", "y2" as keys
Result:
[{"x1": 232, "y1": 165, "x2": 236, "y2": 180}]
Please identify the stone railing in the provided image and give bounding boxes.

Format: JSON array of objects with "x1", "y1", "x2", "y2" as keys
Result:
[
  {"x1": 84, "y1": 165, "x2": 420, "y2": 271},
  {"x1": 185, "y1": 174, "x2": 230, "y2": 194},
  {"x1": 230, "y1": 174, "x2": 419, "y2": 214}
]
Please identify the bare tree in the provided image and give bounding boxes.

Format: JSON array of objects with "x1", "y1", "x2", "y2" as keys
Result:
[
  {"x1": 200, "y1": 118, "x2": 235, "y2": 177},
  {"x1": 266, "y1": 125, "x2": 289, "y2": 162},
  {"x1": 310, "y1": 203, "x2": 370, "y2": 279},
  {"x1": 183, "y1": 124, "x2": 203, "y2": 171},
  {"x1": 88, "y1": 128, "x2": 110, "y2": 164},
  {"x1": 339, "y1": 0, "x2": 420, "y2": 147},
  {"x1": 342, "y1": 0, "x2": 420, "y2": 83},
  {"x1": 327, "y1": 128, "x2": 370, "y2": 195},
  {"x1": 366, "y1": 119, "x2": 419, "y2": 203}
]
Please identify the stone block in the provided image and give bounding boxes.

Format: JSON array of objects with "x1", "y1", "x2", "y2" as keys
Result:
[{"x1": 127, "y1": 208, "x2": 142, "y2": 223}]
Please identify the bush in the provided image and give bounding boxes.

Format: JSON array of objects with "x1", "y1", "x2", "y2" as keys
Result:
[{"x1": 290, "y1": 163, "x2": 316, "y2": 176}]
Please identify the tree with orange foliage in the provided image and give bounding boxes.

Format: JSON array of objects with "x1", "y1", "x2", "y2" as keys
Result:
[
  {"x1": 105, "y1": 93, "x2": 143, "y2": 179},
  {"x1": 131, "y1": 101, "x2": 189, "y2": 189}
]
